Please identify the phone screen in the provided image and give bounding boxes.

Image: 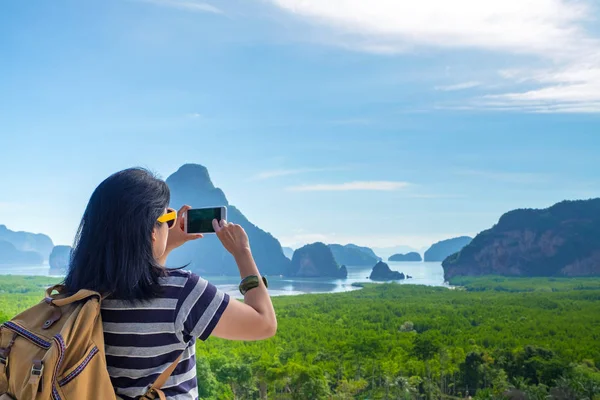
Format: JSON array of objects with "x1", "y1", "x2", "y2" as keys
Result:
[{"x1": 186, "y1": 207, "x2": 224, "y2": 233}]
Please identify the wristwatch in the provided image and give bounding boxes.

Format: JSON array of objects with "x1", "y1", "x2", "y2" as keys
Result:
[{"x1": 239, "y1": 275, "x2": 268, "y2": 295}]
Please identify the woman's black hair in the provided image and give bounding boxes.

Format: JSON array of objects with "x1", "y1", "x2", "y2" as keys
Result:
[{"x1": 64, "y1": 167, "x2": 170, "y2": 300}]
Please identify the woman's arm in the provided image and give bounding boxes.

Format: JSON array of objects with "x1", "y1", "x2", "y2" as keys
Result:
[
  {"x1": 160, "y1": 245, "x2": 276, "y2": 340},
  {"x1": 161, "y1": 211, "x2": 277, "y2": 341},
  {"x1": 211, "y1": 248, "x2": 277, "y2": 340}
]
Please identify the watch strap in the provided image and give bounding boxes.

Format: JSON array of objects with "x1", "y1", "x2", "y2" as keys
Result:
[{"x1": 239, "y1": 275, "x2": 268, "y2": 295}]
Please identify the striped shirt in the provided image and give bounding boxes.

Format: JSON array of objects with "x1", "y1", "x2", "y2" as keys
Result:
[{"x1": 101, "y1": 270, "x2": 230, "y2": 400}]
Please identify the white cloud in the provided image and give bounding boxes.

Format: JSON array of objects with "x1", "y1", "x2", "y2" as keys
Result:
[
  {"x1": 267, "y1": 0, "x2": 591, "y2": 55},
  {"x1": 435, "y1": 81, "x2": 481, "y2": 91},
  {"x1": 187, "y1": 112, "x2": 202, "y2": 118},
  {"x1": 480, "y1": 63, "x2": 600, "y2": 113},
  {"x1": 267, "y1": 0, "x2": 600, "y2": 113},
  {"x1": 287, "y1": 181, "x2": 410, "y2": 192},
  {"x1": 136, "y1": 0, "x2": 222, "y2": 14}
]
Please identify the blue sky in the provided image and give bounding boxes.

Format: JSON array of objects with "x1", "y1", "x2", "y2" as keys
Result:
[{"x1": 1, "y1": 0, "x2": 599, "y2": 249}]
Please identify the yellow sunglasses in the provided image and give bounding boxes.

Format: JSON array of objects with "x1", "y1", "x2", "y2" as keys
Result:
[{"x1": 157, "y1": 208, "x2": 177, "y2": 229}]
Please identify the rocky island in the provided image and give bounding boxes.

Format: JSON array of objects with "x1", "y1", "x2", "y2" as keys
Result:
[
  {"x1": 344, "y1": 244, "x2": 380, "y2": 261},
  {"x1": 369, "y1": 261, "x2": 406, "y2": 281},
  {"x1": 424, "y1": 236, "x2": 472, "y2": 262},
  {"x1": 49, "y1": 245, "x2": 72, "y2": 275},
  {"x1": 443, "y1": 198, "x2": 600, "y2": 279},
  {"x1": 289, "y1": 242, "x2": 348, "y2": 278},
  {"x1": 388, "y1": 252, "x2": 422, "y2": 262},
  {"x1": 328, "y1": 244, "x2": 379, "y2": 266},
  {"x1": 372, "y1": 245, "x2": 419, "y2": 261}
]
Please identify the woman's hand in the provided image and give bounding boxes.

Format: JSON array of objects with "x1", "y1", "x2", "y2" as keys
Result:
[
  {"x1": 213, "y1": 219, "x2": 250, "y2": 258},
  {"x1": 166, "y1": 205, "x2": 203, "y2": 252}
]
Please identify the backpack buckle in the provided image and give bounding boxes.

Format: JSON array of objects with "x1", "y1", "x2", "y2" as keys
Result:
[
  {"x1": 0, "y1": 334, "x2": 17, "y2": 371},
  {"x1": 28, "y1": 360, "x2": 44, "y2": 387},
  {"x1": 31, "y1": 361, "x2": 44, "y2": 376},
  {"x1": 28, "y1": 360, "x2": 44, "y2": 389}
]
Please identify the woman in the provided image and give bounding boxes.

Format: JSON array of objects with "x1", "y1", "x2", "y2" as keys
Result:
[{"x1": 63, "y1": 168, "x2": 277, "y2": 400}]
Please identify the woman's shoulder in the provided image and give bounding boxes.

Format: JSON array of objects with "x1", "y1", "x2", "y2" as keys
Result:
[
  {"x1": 165, "y1": 268, "x2": 194, "y2": 278},
  {"x1": 157, "y1": 269, "x2": 190, "y2": 287},
  {"x1": 159, "y1": 269, "x2": 205, "y2": 288}
]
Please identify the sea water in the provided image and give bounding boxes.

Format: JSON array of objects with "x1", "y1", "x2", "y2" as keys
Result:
[{"x1": 0, "y1": 261, "x2": 448, "y2": 298}]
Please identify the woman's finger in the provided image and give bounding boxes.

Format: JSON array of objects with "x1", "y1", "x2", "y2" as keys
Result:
[
  {"x1": 178, "y1": 205, "x2": 191, "y2": 218},
  {"x1": 177, "y1": 205, "x2": 191, "y2": 230},
  {"x1": 212, "y1": 219, "x2": 222, "y2": 233}
]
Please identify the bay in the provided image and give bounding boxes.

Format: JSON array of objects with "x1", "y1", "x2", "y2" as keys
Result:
[{"x1": 0, "y1": 261, "x2": 449, "y2": 298}]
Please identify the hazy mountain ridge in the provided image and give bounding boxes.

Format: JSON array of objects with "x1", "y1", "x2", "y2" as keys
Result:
[
  {"x1": 282, "y1": 247, "x2": 294, "y2": 259},
  {"x1": 443, "y1": 199, "x2": 600, "y2": 279},
  {"x1": 388, "y1": 252, "x2": 422, "y2": 262},
  {"x1": 424, "y1": 236, "x2": 472, "y2": 262},
  {"x1": 0, "y1": 225, "x2": 53, "y2": 263},
  {"x1": 328, "y1": 244, "x2": 379, "y2": 266},
  {"x1": 0, "y1": 240, "x2": 43, "y2": 266},
  {"x1": 344, "y1": 244, "x2": 381, "y2": 261}
]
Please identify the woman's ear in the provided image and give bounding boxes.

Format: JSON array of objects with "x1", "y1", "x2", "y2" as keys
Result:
[{"x1": 152, "y1": 226, "x2": 157, "y2": 242}]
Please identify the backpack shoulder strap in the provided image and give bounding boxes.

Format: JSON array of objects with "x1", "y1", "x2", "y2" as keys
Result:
[
  {"x1": 45, "y1": 285, "x2": 107, "y2": 307},
  {"x1": 141, "y1": 354, "x2": 183, "y2": 400}
]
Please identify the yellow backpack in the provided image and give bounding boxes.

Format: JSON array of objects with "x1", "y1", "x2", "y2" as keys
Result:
[{"x1": 0, "y1": 285, "x2": 180, "y2": 400}]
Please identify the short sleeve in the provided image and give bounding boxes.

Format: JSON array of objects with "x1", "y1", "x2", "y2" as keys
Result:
[{"x1": 175, "y1": 273, "x2": 230, "y2": 341}]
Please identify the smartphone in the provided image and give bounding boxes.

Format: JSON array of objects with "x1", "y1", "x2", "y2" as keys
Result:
[{"x1": 185, "y1": 206, "x2": 227, "y2": 234}]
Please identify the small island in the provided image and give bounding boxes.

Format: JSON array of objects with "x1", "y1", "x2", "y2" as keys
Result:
[
  {"x1": 369, "y1": 261, "x2": 406, "y2": 281},
  {"x1": 388, "y1": 252, "x2": 422, "y2": 262},
  {"x1": 49, "y1": 245, "x2": 72, "y2": 275},
  {"x1": 289, "y1": 242, "x2": 348, "y2": 279},
  {"x1": 328, "y1": 244, "x2": 379, "y2": 266}
]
